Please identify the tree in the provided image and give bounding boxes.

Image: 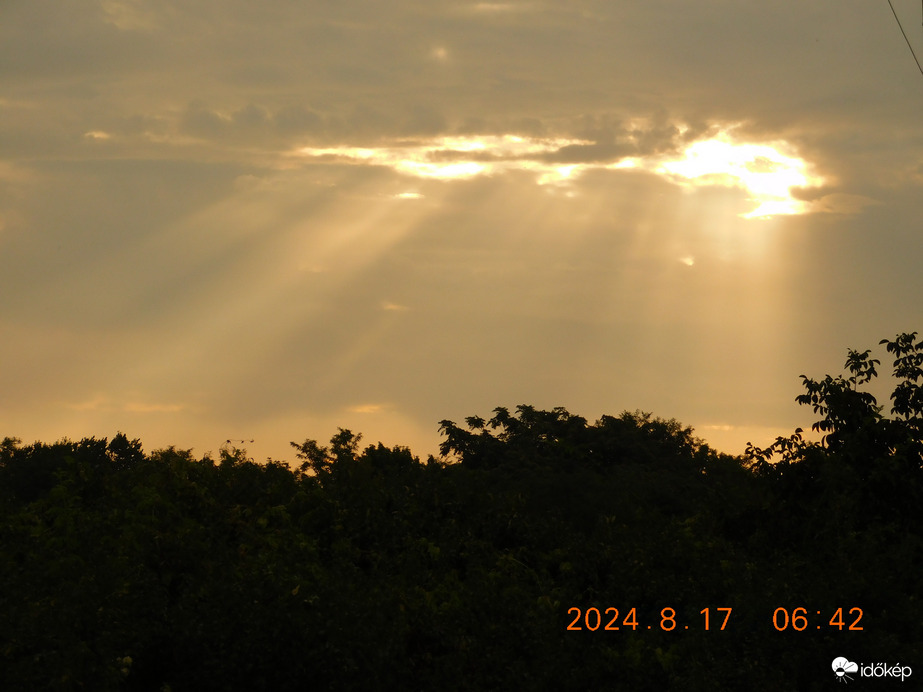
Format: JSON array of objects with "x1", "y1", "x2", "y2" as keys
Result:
[
  {"x1": 745, "y1": 331, "x2": 923, "y2": 527},
  {"x1": 439, "y1": 404, "x2": 714, "y2": 472}
]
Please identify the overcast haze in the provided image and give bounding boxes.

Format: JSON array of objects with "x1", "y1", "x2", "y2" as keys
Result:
[{"x1": 2, "y1": 0, "x2": 923, "y2": 462}]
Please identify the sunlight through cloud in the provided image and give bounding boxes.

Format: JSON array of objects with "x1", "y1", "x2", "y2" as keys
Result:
[
  {"x1": 347, "y1": 404, "x2": 385, "y2": 414},
  {"x1": 295, "y1": 135, "x2": 589, "y2": 181},
  {"x1": 294, "y1": 129, "x2": 823, "y2": 219},
  {"x1": 656, "y1": 134, "x2": 822, "y2": 219}
]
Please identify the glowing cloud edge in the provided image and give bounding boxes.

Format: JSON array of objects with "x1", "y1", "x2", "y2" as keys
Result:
[{"x1": 292, "y1": 130, "x2": 825, "y2": 219}]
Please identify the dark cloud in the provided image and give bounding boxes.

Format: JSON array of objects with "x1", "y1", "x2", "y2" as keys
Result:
[
  {"x1": 180, "y1": 101, "x2": 231, "y2": 138},
  {"x1": 401, "y1": 104, "x2": 449, "y2": 136},
  {"x1": 273, "y1": 105, "x2": 325, "y2": 135}
]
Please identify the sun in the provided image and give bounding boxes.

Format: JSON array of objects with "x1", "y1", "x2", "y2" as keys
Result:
[
  {"x1": 292, "y1": 129, "x2": 823, "y2": 219},
  {"x1": 657, "y1": 133, "x2": 822, "y2": 218}
]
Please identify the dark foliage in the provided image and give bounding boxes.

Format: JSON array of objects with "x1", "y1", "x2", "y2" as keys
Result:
[{"x1": 2, "y1": 333, "x2": 921, "y2": 690}]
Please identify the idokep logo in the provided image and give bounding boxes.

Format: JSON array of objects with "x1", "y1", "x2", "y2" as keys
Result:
[
  {"x1": 832, "y1": 657, "x2": 913, "y2": 683},
  {"x1": 832, "y1": 658, "x2": 858, "y2": 683}
]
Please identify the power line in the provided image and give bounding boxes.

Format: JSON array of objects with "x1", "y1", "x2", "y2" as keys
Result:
[{"x1": 887, "y1": 0, "x2": 923, "y2": 79}]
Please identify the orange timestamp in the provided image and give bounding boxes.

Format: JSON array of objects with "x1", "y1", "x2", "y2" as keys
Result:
[
  {"x1": 771, "y1": 607, "x2": 863, "y2": 631},
  {"x1": 566, "y1": 606, "x2": 733, "y2": 632}
]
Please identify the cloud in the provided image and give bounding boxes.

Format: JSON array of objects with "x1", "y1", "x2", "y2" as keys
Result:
[
  {"x1": 347, "y1": 404, "x2": 385, "y2": 414},
  {"x1": 180, "y1": 101, "x2": 232, "y2": 139},
  {"x1": 99, "y1": 0, "x2": 161, "y2": 32},
  {"x1": 465, "y1": 3, "x2": 531, "y2": 14},
  {"x1": 67, "y1": 395, "x2": 112, "y2": 412},
  {"x1": 382, "y1": 302, "x2": 410, "y2": 312},
  {"x1": 273, "y1": 105, "x2": 325, "y2": 136},
  {"x1": 808, "y1": 193, "x2": 881, "y2": 215},
  {"x1": 124, "y1": 402, "x2": 184, "y2": 414},
  {"x1": 2, "y1": 0, "x2": 922, "y2": 464},
  {"x1": 83, "y1": 130, "x2": 112, "y2": 140},
  {"x1": 292, "y1": 127, "x2": 828, "y2": 218},
  {"x1": 65, "y1": 396, "x2": 183, "y2": 414}
]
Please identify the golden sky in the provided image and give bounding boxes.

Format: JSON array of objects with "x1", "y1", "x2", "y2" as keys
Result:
[{"x1": 2, "y1": 1, "x2": 922, "y2": 461}]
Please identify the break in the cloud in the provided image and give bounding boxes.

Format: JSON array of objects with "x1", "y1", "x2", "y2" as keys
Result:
[
  {"x1": 1, "y1": 0, "x2": 922, "y2": 461},
  {"x1": 294, "y1": 127, "x2": 827, "y2": 219}
]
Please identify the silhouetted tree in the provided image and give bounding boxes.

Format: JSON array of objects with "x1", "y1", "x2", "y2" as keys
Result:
[{"x1": 2, "y1": 334, "x2": 921, "y2": 690}]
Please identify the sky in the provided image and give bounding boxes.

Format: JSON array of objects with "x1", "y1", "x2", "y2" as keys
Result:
[{"x1": 2, "y1": 0, "x2": 923, "y2": 463}]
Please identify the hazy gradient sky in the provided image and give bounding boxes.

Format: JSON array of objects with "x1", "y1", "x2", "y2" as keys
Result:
[{"x1": 2, "y1": 0, "x2": 923, "y2": 462}]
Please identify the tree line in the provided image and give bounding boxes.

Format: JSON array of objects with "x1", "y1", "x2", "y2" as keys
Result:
[{"x1": 2, "y1": 333, "x2": 921, "y2": 690}]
